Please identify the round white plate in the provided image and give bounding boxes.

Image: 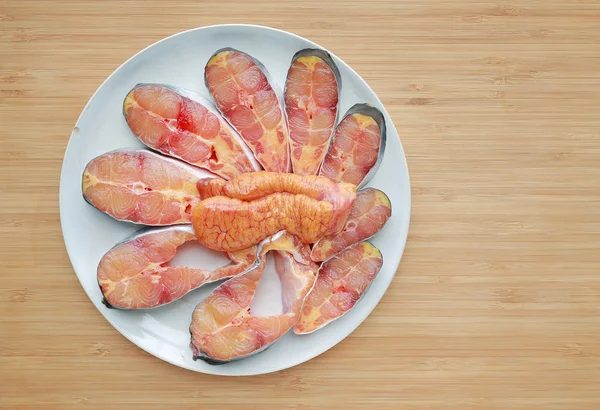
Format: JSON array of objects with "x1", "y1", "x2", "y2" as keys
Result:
[{"x1": 59, "y1": 24, "x2": 411, "y2": 376}]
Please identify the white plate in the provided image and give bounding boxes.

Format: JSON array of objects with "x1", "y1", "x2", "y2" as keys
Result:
[{"x1": 59, "y1": 24, "x2": 411, "y2": 376}]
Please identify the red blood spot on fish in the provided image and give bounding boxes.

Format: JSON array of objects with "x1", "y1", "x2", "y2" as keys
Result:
[
  {"x1": 124, "y1": 84, "x2": 258, "y2": 179},
  {"x1": 206, "y1": 50, "x2": 289, "y2": 172},
  {"x1": 209, "y1": 146, "x2": 218, "y2": 163}
]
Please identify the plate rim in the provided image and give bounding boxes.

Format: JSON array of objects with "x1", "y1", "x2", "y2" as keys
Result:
[{"x1": 59, "y1": 23, "x2": 412, "y2": 376}]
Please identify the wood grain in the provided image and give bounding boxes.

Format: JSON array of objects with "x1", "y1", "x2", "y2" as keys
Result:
[{"x1": 1, "y1": 0, "x2": 599, "y2": 408}]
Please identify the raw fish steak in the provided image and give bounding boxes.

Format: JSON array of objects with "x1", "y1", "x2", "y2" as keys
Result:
[
  {"x1": 319, "y1": 105, "x2": 386, "y2": 187},
  {"x1": 190, "y1": 232, "x2": 318, "y2": 363},
  {"x1": 82, "y1": 149, "x2": 212, "y2": 225},
  {"x1": 295, "y1": 241, "x2": 383, "y2": 334},
  {"x1": 205, "y1": 49, "x2": 290, "y2": 172},
  {"x1": 98, "y1": 225, "x2": 257, "y2": 309},
  {"x1": 124, "y1": 84, "x2": 259, "y2": 179},
  {"x1": 311, "y1": 188, "x2": 391, "y2": 262},
  {"x1": 285, "y1": 50, "x2": 339, "y2": 175}
]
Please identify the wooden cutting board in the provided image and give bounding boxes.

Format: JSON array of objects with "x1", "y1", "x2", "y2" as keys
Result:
[{"x1": 1, "y1": 1, "x2": 599, "y2": 408}]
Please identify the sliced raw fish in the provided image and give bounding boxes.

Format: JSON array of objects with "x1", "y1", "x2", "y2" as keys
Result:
[
  {"x1": 311, "y1": 188, "x2": 391, "y2": 262},
  {"x1": 191, "y1": 173, "x2": 357, "y2": 252},
  {"x1": 123, "y1": 84, "x2": 259, "y2": 179},
  {"x1": 295, "y1": 241, "x2": 383, "y2": 334},
  {"x1": 190, "y1": 232, "x2": 318, "y2": 363},
  {"x1": 319, "y1": 104, "x2": 386, "y2": 188},
  {"x1": 82, "y1": 149, "x2": 214, "y2": 225},
  {"x1": 98, "y1": 225, "x2": 257, "y2": 309},
  {"x1": 284, "y1": 49, "x2": 340, "y2": 175},
  {"x1": 205, "y1": 49, "x2": 290, "y2": 172}
]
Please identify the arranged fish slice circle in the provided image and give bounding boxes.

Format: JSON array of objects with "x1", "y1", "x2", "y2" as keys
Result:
[
  {"x1": 124, "y1": 83, "x2": 260, "y2": 179},
  {"x1": 319, "y1": 104, "x2": 387, "y2": 189},
  {"x1": 79, "y1": 42, "x2": 397, "y2": 366},
  {"x1": 98, "y1": 225, "x2": 258, "y2": 310},
  {"x1": 190, "y1": 232, "x2": 319, "y2": 363},
  {"x1": 311, "y1": 188, "x2": 391, "y2": 262},
  {"x1": 191, "y1": 172, "x2": 357, "y2": 252},
  {"x1": 82, "y1": 149, "x2": 214, "y2": 225},
  {"x1": 205, "y1": 48, "x2": 290, "y2": 172},
  {"x1": 295, "y1": 241, "x2": 383, "y2": 334},
  {"x1": 284, "y1": 49, "x2": 340, "y2": 176}
]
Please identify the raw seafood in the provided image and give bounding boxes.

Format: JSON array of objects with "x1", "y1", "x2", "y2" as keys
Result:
[
  {"x1": 311, "y1": 188, "x2": 391, "y2": 262},
  {"x1": 81, "y1": 46, "x2": 396, "y2": 365},
  {"x1": 82, "y1": 149, "x2": 213, "y2": 225},
  {"x1": 205, "y1": 49, "x2": 290, "y2": 172},
  {"x1": 284, "y1": 49, "x2": 340, "y2": 175},
  {"x1": 192, "y1": 194, "x2": 352, "y2": 252},
  {"x1": 191, "y1": 172, "x2": 357, "y2": 252},
  {"x1": 295, "y1": 241, "x2": 383, "y2": 334},
  {"x1": 319, "y1": 104, "x2": 386, "y2": 188},
  {"x1": 190, "y1": 232, "x2": 318, "y2": 363},
  {"x1": 98, "y1": 225, "x2": 257, "y2": 309},
  {"x1": 197, "y1": 171, "x2": 354, "y2": 203},
  {"x1": 124, "y1": 84, "x2": 259, "y2": 179}
]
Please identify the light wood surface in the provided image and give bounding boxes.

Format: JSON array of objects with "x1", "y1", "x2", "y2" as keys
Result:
[{"x1": 1, "y1": 1, "x2": 599, "y2": 408}]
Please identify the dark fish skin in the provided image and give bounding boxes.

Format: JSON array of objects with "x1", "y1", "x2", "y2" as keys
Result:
[
  {"x1": 189, "y1": 327, "x2": 235, "y2": 365},
  {"x1": 192, "y1": 351, "x2": 228, "y2": 365},
  {"x1": 101, "y1": 297, "x2": 116, "y2": 309},
  {"x1": 191, "y1": 345, "x2": 273, "y2": 366}
]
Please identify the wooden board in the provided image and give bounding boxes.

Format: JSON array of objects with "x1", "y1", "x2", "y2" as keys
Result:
[{"x1": 1, "y1": 1, "x2": 599, "y2": 408}]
